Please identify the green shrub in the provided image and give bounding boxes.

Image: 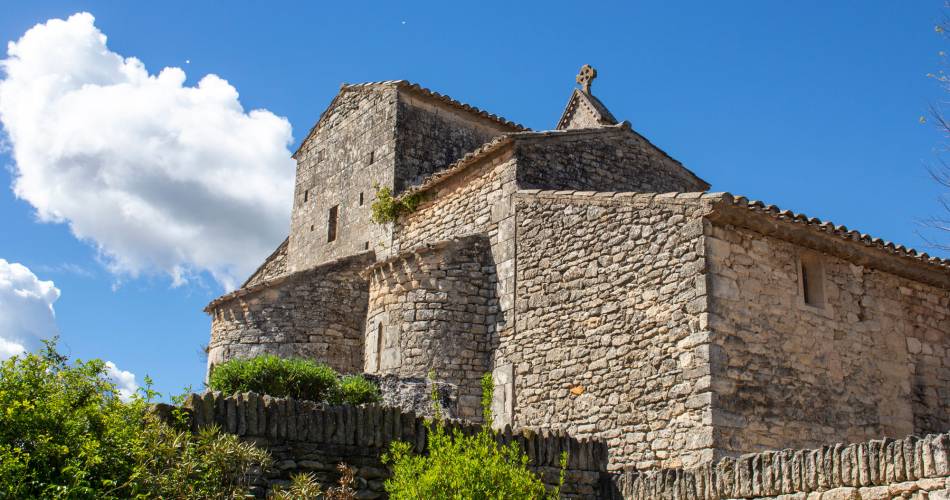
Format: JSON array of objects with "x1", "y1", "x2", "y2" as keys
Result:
[
  {"x1": 330, "y1": 374, "x2": 382, "y2": 405},
  {"x1": 383, "y1": 374, "x2": 565, "y2": 499},
  {"x1": 370, "y1": 185, "x2": 426, "y2": 224},
  {"x1": 0, "y1": 339, "x2": 270, "y2": 499},
  {"x1": 207, "y1": 354, "x2": 339, "y2": 402}
]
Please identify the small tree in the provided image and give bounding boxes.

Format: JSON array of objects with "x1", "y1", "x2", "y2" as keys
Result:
[{"x1": 383, "y1": 373, "x2": 565, "y2": 499}]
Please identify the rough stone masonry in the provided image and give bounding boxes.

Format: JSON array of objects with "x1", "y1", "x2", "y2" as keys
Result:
[{"x1": 206, "y1": 66, "x2": 950, "y2": 474}]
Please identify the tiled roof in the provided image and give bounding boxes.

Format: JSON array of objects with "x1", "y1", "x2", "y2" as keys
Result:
[
  {"x1": 293, "y1": 80, "x2": 528, "y2": 158},
  {"x1": 721, "y1": 192, "x2": 950, "y2": 270}
]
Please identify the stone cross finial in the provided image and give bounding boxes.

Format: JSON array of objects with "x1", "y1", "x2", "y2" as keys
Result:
[{"x1": 576, "y1": 64, "x2": 597, "y2": 94}]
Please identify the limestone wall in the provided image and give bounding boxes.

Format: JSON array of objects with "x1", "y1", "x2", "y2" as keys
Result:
[
  {"x1": 513, "y1": 127, "x2": 708, "y2": 194},
  {"x1": 364, "y1": 236, "x2": 496, "y2": 420},
  {"x1": 394, "y1": 91, "x2": 513, "y2": 192},
  {"x1": 179, "y1": 392, "x2": 610, "y2": 499},
  {"x1": 289, "y1": 86, "x2": 398, "y2": 271},
  {"x1": 511, "y1": 191, "x2": 718, "y2": 471},
  {"x1": 705, "y1": 221, "x2": 950, "y2": 458},
  {"x1": 611, "y1": 432, "x2": 950, "y2": 500},
  {"x1": 243, "y1": 238, "x2": 289, "y2": 288},
  {"x1": 206, "y1": 253, "x2": 373, "y2": 375}
]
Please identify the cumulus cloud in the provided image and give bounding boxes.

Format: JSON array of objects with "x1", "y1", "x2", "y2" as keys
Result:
[
  {"x1": 0, "y1": 259, "x2": 60, "y2": 358},
  {"x1": 104, "y1": 360, "x2": 139, "y2": 401},
  {"x1": 0, "y1": 13, "x2": 295, "y2": 290}
]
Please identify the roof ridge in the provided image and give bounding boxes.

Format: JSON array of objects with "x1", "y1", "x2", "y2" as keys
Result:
[{"x1": 293, "y1": 81, "x2": 528, "y2": 159}]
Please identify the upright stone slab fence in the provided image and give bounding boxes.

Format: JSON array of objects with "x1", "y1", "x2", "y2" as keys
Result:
[
  {"x1": 608, "y1": 433, "x2": 950, "y2": 500},
  {"x1": 180, "y1": 392, "x2": 609, "y2": 498}
]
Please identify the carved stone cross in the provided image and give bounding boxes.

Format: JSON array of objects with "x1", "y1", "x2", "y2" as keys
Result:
[{"x1": 576, "y1": 64, "x2": 597, "y2": 94}]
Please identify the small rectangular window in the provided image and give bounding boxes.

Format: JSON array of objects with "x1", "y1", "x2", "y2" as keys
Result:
[
  {"x1": 376, "y1": 322, "x2": 384, "y2": 372},
  {"x1": 327, "y1": 205, "x2": 339, "y2": 242},
  {"x1": 363, "y1": 241, "x2": 370, "y2": 250},
  {"x1": 303, "y1": 189, "x2": 309, "y2": 203},
  {"x1": 309, "y1": 224, "x2": 314, "y2": 232},
  {"x1": 316, "y1": 149, "x2": 325, "y2": 162},
  {"x1": 367, "y1": 151, "x2": 375, "y2": 165},
  {"x1": 359, "y1": 192, "x2": 364, "y2": 206},
  {"x1": 800, "y1": 253, "x2": 825, "y2": 308}
]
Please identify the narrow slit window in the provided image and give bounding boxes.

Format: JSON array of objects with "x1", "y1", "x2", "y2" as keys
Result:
[
  {"x1": 367, "y1": 151, "x2": 375, "y2": 165},
  {"x1": 363, "y1": 241, "x2": 370, "y2": 250},
  {"x1": 359, "y1": 192, "x2": 364, "y2": 206},
  {"x1": 327, "y1": 205, "x2": 339, "y2": 242},
  {"x1": 376, "y1": 322, "x2": 384, "y2": 372},
  {"x1": 303, "y1": 189, "x2": 309, "y2": 203},
  {"x1": 800, "y1": 254, "x2": 825, "y2": 308}
]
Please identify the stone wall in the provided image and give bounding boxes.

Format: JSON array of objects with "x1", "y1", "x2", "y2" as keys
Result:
[
  {"x1": 364, "y1": 236, "x2": 496, "y2": 421},
  {"x1": 610, "y1": 432, "x2": 950, "y2": 499},
  {"x1": 243, "y1": 238, "x2": 289, "y2": 288},
  {"x1": 513, "y1": 126, "x2": 708, "y2": 194},
  {"x1": 511, "y1": 191, "x2": 717, "y2": 471},
  {"x1": 206, "y1": 252, "x2": 374, "y2": 375},
  {"x1": 179, "y1": 392, "x2": 610, "y2": 499},
  {"x1": 705, "y1": 220, "x2": 950, "y2": 458},
  {"x1": 289, "y1": 85, "x2": 398, "y2": 271},
  {"x1": 394, "y1": 91, "x2": 513, "y2": 192}
]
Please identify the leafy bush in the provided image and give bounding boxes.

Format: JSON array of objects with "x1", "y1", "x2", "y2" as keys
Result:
[
  {"x1": 0, "y1": 339, "x2": 270, "y2": 499},
  {"x1": 208, "y1": 354, "x2": 339, "y2": 402},
  {"x1": 270, "y1": 464, "x2": 355, "y2": 500},
  {"x1": 370, "y1": 184, "x2": 425, "y2": 224},
  {"x1": 383, "y1": 374, "x2": 565, "y2": 499},
  {"x1": 331, "y1": 374, "x2": 382, "y2": 405}
]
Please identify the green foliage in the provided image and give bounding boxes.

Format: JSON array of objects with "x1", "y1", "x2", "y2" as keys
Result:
[
  {"x1": 0, "y1": 339, "x2": 270, "y2": 499},
  {"x1": 269, "y1": 464, "x2": 356, "y2": 500},
  {"x1": 330, "y1": 374, "x2": 382, "y2": 406},
  {"x1": 383, "y1": 373, "x2": 563, "y2": 499},
  {"x1": 207, "y1": 355, "x2": 339, "y2": 402},
  {"x1": 370, "y1": 184, "x2": 426, "y2": 224}
]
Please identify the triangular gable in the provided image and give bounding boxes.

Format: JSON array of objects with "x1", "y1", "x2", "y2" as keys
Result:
[{"x1": 556, "y1": 88, "x2": 619, "y2": 130}]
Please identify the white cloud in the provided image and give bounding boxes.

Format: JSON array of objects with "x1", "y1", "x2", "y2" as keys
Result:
[
  {"x1": 104, "y1": 360, "x2": 139, "y2": 401},
  {"x1": 0, "y1": 13, "x2": 295, "y2": 290},
  {"x1": 0, "y1": 259, "x2": 60, "y2": 358}
]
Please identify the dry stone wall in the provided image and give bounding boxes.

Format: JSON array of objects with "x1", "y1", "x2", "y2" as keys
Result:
[
  {"x1": 514, "y1": 127, "x2": 708, "y2": 194},
  {"x1": 611, "y1": 432, "x2": 950, "y2": 500},
  {"x1": 179, "y1": 392, "x2": 610, "y2": 499},
  {"x1": 206, "y1": 253, "x2": 373, "y2": 375},
  {"x1": 511, "y1": 191, "x2": 718, "y2": 471},
  {"x1": 364, "y1": 236, "x2": 497, "y2": 420},
  {"x1": 705, "y1": 221, "x2": 950, "y2": 458}
]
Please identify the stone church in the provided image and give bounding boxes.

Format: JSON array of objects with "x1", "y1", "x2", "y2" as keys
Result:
[{"x1": 205, "y1": 66, "x2": 950, "y2": 471}]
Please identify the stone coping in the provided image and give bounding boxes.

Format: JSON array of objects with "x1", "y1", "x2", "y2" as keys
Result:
[{"x1": 204, "y1": 251, "x2": 375, "y2": 313}]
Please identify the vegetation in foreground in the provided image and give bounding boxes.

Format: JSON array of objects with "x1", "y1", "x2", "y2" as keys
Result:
[
  {"x1": 382, "y1": 373, "x2": 567, "y2": 499},
  {"x1": 207, "y1": 354, "x2": 381, "y2": 405},
  {"x1": 1, "y1": 344, "x2": 559, "y2": 498},
  {"x1": 0, "y1": 339, "x2": 270, "y2": 499}
]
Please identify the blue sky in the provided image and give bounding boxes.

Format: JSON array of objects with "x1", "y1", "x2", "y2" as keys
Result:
[{"x1": 0, "y1": 1, "x2": 947, "y2": 398}]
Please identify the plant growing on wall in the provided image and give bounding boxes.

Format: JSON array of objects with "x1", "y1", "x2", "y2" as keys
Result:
[
  {"x1": 370, "y1": 184, "x2": 426, "y2": 224},
  {"x1": 382, "y1": 373, "x2": 566, "y2": 499}
]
